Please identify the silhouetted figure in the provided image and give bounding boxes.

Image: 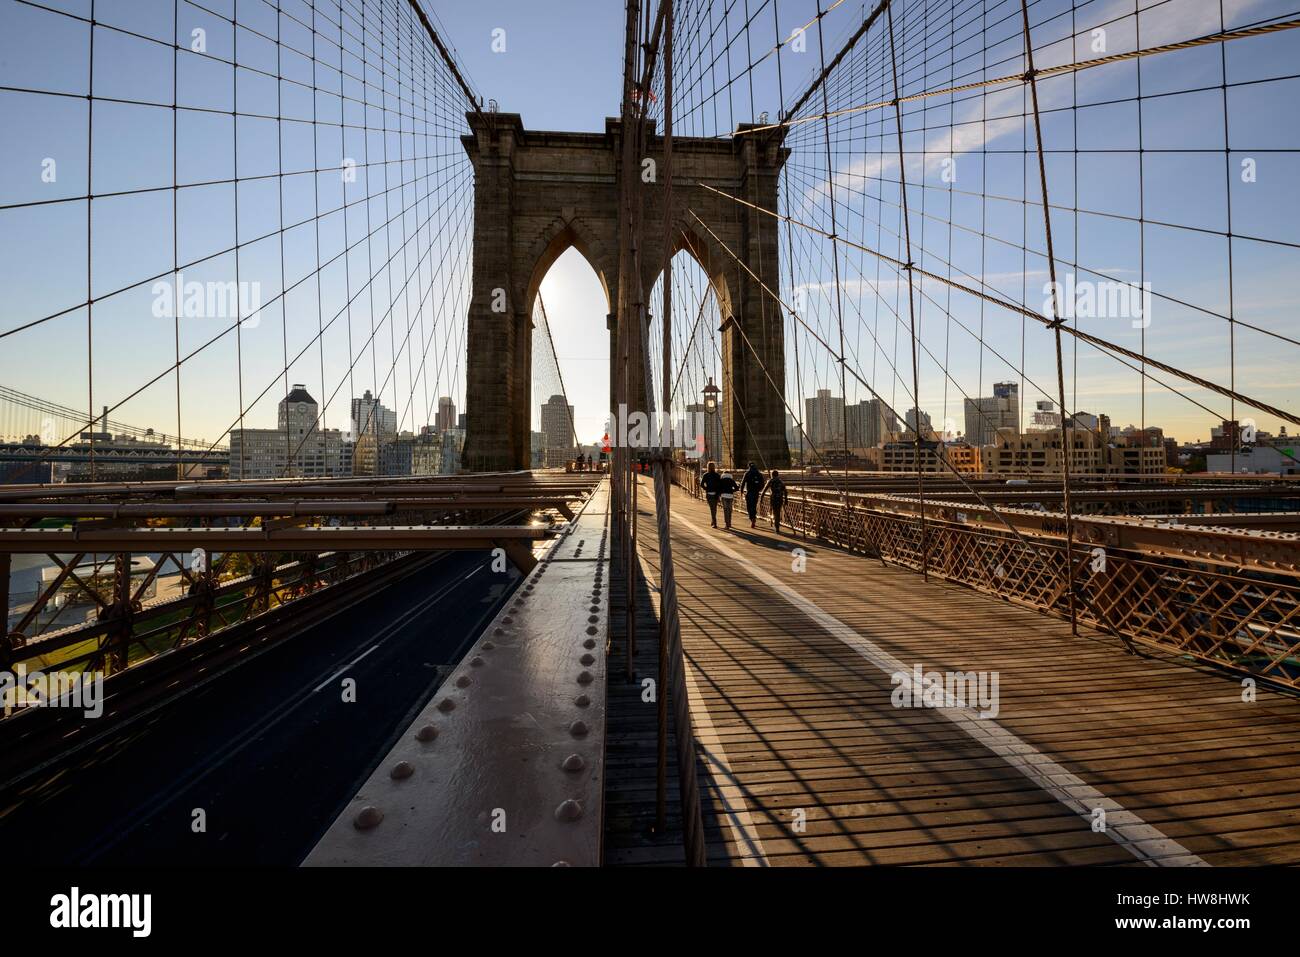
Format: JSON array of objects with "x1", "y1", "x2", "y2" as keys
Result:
[
  {"x1": 765, "y1": 469, "x2": 787, "y2": 534},
  {"x1": 700, "y1": 461, "x2": 722, "y2": 527},
  {"x1": 742, "y1": 462, "x2": 763, "y2": 528},
  {"x1": 717, "y1": 471, "x2": 740, "y2": 529}
]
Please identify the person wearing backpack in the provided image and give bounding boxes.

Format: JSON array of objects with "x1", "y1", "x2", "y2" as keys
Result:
[
  {"x1": 741, "y1": 462, "x2": 764, "y2": 528},
  {"x1": 765, "y1": 469, "x2": 788, "y2": 534},
  {"x1": 716, "y1": 471, "x2": 740, "y2": 529},
  {"x1": 700, "y1": 461, "x2": 723, "y2": 528}
]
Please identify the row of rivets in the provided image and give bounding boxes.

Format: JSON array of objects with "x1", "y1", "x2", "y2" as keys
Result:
[
  {"x1": 554, "y1": 510, "x2": 606, "y2": 836},
  {"x1": 349, "y1": 494, "x2": 602, "y2": 841}
]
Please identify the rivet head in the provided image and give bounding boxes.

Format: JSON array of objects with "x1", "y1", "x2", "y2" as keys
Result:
[
  {"x1": 470, "y1": 655, "x2": 484, "y2": 667},
  {"x1": 577, "y1": 670, "x2": 593, "y2": 685},
  {"x1": 574, "y1": 694, "x2": 591, "y2": 707},
  {"x1": 569, "y1": 719, "x2": 589, "y2": 737},
  {"x1": 437, "y1": 698, "x2": 456, "y2": 712},
  {"x1": 580, "y1": 653, "x2": 595, "y2": 666},
  {"x1": 552, "y1": 860, "x2": 571, "y2": 867},
  {"x1": 555, "y1": 798, "x2": 583, "y2": 821},
  {"x1": 583, "y1": 638, "x2": 596, "y2": 649},
  {"x1": 353, "y1": 806, "x2": 384, "y2": 829},
  {"x1": 390, "y1": 761, "x2": 414, "y2": 780},
  {"x1": 456, "y1": 675, "x2": 472, "y2": 688},
  {"x1": 588, "y1": 615, "x2": 599, "y2": 624},
  {"x1": 415, "y1": 724, "x2": 439, "y2": 742},
  {"x1": 585, "y1": 626, "x2": 598, "y2": 635},
  {"x1": 483, "y1": 640, "x2": 495, "y2": 650},
  {"x1": 562, "y1": 753, "x2": 585, "y2": 772}
]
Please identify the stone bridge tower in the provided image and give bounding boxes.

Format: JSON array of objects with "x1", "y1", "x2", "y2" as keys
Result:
[{"x1": 460, "y1": 111, "x2": 790, "y2": 471}]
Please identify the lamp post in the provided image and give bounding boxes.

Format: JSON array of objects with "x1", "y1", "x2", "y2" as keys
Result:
[
  {"x1": 702, "y1": 377, "x2": 720, "y2": 467},
  {"x1": 702, "y1": 377, "x2": 719, "y2": 414}
]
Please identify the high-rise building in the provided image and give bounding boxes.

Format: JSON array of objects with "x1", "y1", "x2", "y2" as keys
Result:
[
  {"x1": 230, "y1": 385, "x2": 349, "y2": 479},
  {"x1": 350, "y1": 389, "x2": 396, "y2": 439},
  {"x1": 905, "y1": 407, "x2": 932, "y2": 436},
  {"x1": 964, "y1": 381, "x2": 1019, "y2": 447},
  {"x1": 844, "y1": 398, "x2": 895, "y2": 448},
  {"x1": 436, "y1": 396, "x2": 457, "y2": 432},
  {"x1": 804, "y1": 389, "x2": 845, "y2": 449},
  {"x1": 540, "y1": 394, "x2": 575, "y2": 467}
]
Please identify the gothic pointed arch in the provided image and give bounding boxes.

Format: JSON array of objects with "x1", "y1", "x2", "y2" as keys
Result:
[{"x1": 460, "y1": 112, "x2": 789, "y2": 471}]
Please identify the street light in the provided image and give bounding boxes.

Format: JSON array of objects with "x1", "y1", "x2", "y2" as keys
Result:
[
  {"x1": 702, "y1": 377, "x2": 719, "y2": 414},
  {"x1": 701, "y1": 377, "x2": 720, "y2": 467}
]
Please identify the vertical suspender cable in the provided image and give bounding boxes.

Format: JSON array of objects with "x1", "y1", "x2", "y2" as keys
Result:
[
  {"x1": 656, "y1": 0, "x2": 674, "y2": 833},
  {"x1": 1018, "y1": 0, "x2": 1078, "y2": 634},
  {"x1": 885, "y1": 0, "x2": 929, "y2": 578},
  {"x1": 814, "y1": 0, "x2": 852, "y2": 501}
]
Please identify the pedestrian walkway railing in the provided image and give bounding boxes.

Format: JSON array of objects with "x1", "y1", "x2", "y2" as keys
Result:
[{"x1": 671, "y1": 464, "x2": 1300, "y2": 691}]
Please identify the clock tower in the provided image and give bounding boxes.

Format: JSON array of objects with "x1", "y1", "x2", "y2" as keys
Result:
[{"x1": 277, "y1": 384, "x2": 320, "y2": 437}]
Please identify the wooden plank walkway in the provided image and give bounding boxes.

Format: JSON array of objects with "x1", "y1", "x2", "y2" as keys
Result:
[
  {"x1": 605, "y1": 474, "x2": 1300, "y2": 866},
  {"x1": 603, "y1": 526, "x2": 688, "y2": 866}
]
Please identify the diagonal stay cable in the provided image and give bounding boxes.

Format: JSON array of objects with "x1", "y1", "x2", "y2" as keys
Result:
[
  {"x1": 695, "y1": 182, "x2": 1300, "y2": 428},
  {"x1": 741, "y1": 15, "x2": 1300, "y2": 136},
  {"x1": 689, "y1": 206, "x2": 1040, "y2": 547}
]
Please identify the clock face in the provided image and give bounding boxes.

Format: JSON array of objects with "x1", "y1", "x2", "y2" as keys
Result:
[{"x1": 296, "y1": 403, "x2": 307, "y2": 414}]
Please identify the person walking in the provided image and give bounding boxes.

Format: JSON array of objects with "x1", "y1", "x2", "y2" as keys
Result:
[
  {"x1": 717, "y1": 470, "x2": 740, "y2": 529},
  {"x1": 741, "y1": 462, "x2": 764, "y2": 528},
  {"x1": 700, "y1": 461, "x2": 723, "y2": 527},
  {"x1": 765, "y1": 468, "x2": 788, "y2": 534}
]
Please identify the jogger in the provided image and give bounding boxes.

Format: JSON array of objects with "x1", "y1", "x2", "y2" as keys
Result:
[
  {"x1": 700, "y1": 460, "x2": 722, "y2": 528},
  {"x1": 742, "y1": 462, "x2": 763, "y2": 528},
  {"x1": 717, "y1": 471, "x2": 740, "y2": 529},
  {"x1": 765, "y1": 469, "x2": 787, "y2": 534}
]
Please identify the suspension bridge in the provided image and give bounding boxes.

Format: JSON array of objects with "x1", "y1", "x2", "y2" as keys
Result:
[{"x1": 1, "y1": 0, "x2": 1298, "y2": 870}]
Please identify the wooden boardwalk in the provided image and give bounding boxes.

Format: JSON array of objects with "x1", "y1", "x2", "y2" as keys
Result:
[
  {"x1": 603, "y1": 526, "x2": 689, "y2": 866},
  {"x1": 604, "y1": 475, "x2": 1300, "y2": 866}
]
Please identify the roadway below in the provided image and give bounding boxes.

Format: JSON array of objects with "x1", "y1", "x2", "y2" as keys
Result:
[{"x1": 0, "y1": 550, "x2": 520, "y2": 865}]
